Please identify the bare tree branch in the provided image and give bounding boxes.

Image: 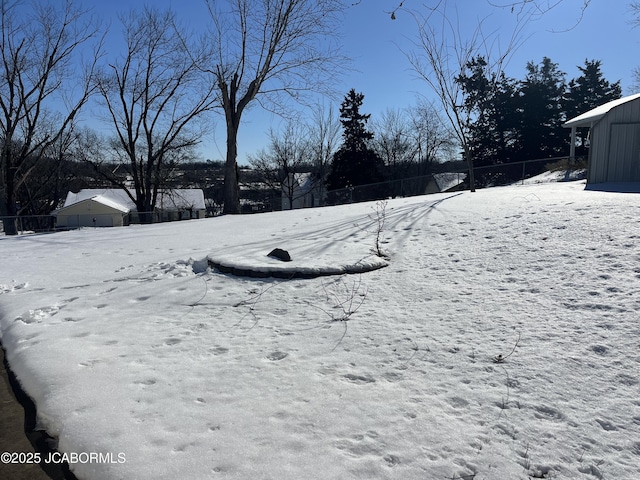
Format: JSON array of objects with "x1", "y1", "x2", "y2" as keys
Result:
[
  {"x1": 405, "y1": 0, "x2": 537, "y2": 192},
  {"x1": 248, "y1": 121, "x2": 315, "y2": 209},
  {"x1": 203, "y1": 0, "x2": 347, "y2": 214},
  {"x1": 0, "y1": 0, "x2": 104, "y2": 234},
  {"x1": 94, "y1": 5, "x2": 216, "y2": 219},
  {"x1": 487, "y1": 0, "x2": 591, "y2": 30}
]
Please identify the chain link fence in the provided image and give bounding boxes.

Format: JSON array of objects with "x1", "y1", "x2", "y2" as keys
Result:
[
  {"x1": 0, "y1": 215, "x2": 57, "y2": 235},
  {"x1": 1, "y1": 156, "x2": 587, "y2": 234},
  {"x1": 234, "y1": 156, "x2": 587, "y2": 213},
  {"x1": 322, "y1": 156, "x2": 586, "y2": 207},
  {"x1": 1, "y1": 210, "x2": 204, "y2": 235}
]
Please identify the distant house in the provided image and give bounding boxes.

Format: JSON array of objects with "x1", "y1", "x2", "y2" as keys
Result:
[
  {"x1": 53, "y1": 188, "x2": 206, "y2": 227},
  {"x1": 424, "y1": 172, "x2": 466, "y2": 194},
  {"x1": 564, "y1": 93, "x2": 640, "y2": 185},
  {"x1": 53, "y1": 195, "x2": 130, "y2": 228},
  {"x1": 282, "y1": 173, "x2": 323, "y2": 210}
]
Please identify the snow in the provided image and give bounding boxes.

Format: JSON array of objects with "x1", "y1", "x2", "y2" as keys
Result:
[
  {"x1": 63, "y1": 188, "x2": 206, "y2": 211},
  {"x1": 1, "y1": 179, "x2": 640, "y2": 480},
  {"x1": 563, "y1": 92, "x2": 640, "y2": 128},
  {"x1": 55, "y1": 195, "x2": 132, "y2": 214},
  {"x1": 521, "y1": 169, "x2": 587, "y2": 185},
  {"x1": 433, "y1": 172, "x2": 466, "y2": 191}
]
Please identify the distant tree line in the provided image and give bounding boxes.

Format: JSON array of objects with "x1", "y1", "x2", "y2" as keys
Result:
[
  {"x1": 457, "y1": 57, "x2": 621, "y2": 186},
  {"x1": 257, "y1": 57, "x2": 621, "y2": 205},
  {"x1": 0, "y1": 0, "x2": 628, "y2": 234},
  {"x1": 250, "y1": 89, "x2": 459, "y2": 207}
]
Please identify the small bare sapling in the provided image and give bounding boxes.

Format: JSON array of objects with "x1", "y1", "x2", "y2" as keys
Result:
[
  {"x1": 371, "y1": 200, "x2": 389, "y2": 258},
  {"x1": 315, "y1": 275, "x2": 368, "y2": 322}
]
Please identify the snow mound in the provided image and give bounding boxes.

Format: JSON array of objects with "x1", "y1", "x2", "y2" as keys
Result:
[
  {"x1": 208, "y1": 239, "x2": 389, "y2": 278},
  {"x1": 521, "y1": 169, "x2": 586, "y2": 184}
]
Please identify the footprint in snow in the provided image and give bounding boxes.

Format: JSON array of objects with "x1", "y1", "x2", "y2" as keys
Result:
[
  {"x1": 383, "y1": 454, "x2": 400, "y2": 466},
  {"x1": 0, "y1": 282, "x2": 28, "y2": 294},
  {"x1": 342, "y1": 373, "x2": 375, "y2": 384},
  {"x1": 596, "y1": 418, "x2": 618, "y2": 431},
  {"x1": 266, "y1": 351, "x2": 288, "y2": 361},
  {"x1": 15, "y1": 306, "x2": 60, "y2": 324},
  {"x1": 133, "y1": 379, "x2": 157, "y2": 386}
]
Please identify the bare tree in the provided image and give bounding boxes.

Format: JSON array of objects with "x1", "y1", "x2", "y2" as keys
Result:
[
  {"x1": 372, "y1": 108, "x2": 414, "y2": 181},
  {"x1": 487, "y1": 0, "x2": 591, "y2": 27},
  {"x1": 406, "y1": 4, "x2": 478, "y2": 191},
  {"x1": 203, "y1": 0, "x2": 346, "y2": 214},
  {"x1": 21, "y1": 124, "x2": 78, "y2": 214},
  {"x1": 0, "y1": 0, "x2": 102, "y2": 234},
  {"x1": 94, "y1": 6, "x2": 215, "y2": 222},
  {"x1": 408, "y1": 99, "x2": 457, "y2": 174},
  {"x1": 249, "y1": 122, "x2": 312, "y2": 210},
  {"x1": 308, "y1": 102, "x2": 341, "y2": 206},
  {"x1": 406, "y1": 0, "x2": 532, "y2": 192}
]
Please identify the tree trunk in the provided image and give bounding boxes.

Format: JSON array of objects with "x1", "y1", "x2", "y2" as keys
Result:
[
  {"x1": 1, "y1": 155, "x2": 18, "y2": 235},
  {"x1": 463, "y1": 143, "x2": 476, "y2": 193},
  {"x1": 223, "y1": 117, "x2": 241, "y2": 214},
  {"x1": 0, "y1": 209, "x2": 18, "y2": 236}
]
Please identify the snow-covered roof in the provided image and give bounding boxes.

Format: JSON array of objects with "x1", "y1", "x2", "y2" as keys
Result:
[
  {"x1": 433, "y1": 172, "x2": 465, "y2": 192},
  {"x1": 62, "y1": 189, "x2": 206, "y2": 211},
  {"x1": 53, "y1": 194, "x2": 131, "y2": 215},
  {"x1": 282, "y1": 173, "x2": 316, "y2": 193},
  {"x1": 563, "y1": 93, "x2": 640, "y2": 128},
  {"x1": 63, "y1": 189, "x2": 135, "y2": 210},
  {"x1": 87, "y1": 195, "x2": 131, "y2": 213},
  {"x1": 155, "y1": 189, "x2": 206, "y2": 210},
  {"x1": 294, "y1": 173, "x2": 314, "y2": 191}
]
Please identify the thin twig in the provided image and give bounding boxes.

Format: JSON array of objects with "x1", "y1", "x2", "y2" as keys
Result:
[{"x1": 493, "y1": 332, "x2": 521, "y2": 363}]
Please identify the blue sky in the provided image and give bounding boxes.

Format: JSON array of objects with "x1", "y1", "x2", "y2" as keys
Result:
[{"x1": 85, "y1": 0, "x2": 638, "y2": 164}]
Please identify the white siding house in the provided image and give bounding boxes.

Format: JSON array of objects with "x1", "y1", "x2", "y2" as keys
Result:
[
  {"x1": 564, "y1": 93, "x2": 640, "y2": 185},
  {"x1": 53, "y1": 188, "x2": 206, "y2": 227},
  {"x1": 53, "y1": 195, "x2": 130, "y2": 228}
]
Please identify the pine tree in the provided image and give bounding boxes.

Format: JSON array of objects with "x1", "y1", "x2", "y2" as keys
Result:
[
  {"x1": 565, "y1": 60, "x2": 621, "y2": 156},
  {"x1": 517, "y1": 57, "x2": 567, "y2": 160},
  {"x1": 326, "y1": 89, "x2": 384, "y2": 196},
  {"x1": 457, "y1": 57, "x2": 521, "y2": 174},
  {"x1": 565, "y1": 60, "x2": 622, "y2": 118}
]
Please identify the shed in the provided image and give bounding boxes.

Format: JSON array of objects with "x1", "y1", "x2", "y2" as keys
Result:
[
  {"x1": 564, "y1": 93, "x2": 640, "y2": 184},
  {"x1": 53, "y1": 195, "x2": 130, "y2": 228}
]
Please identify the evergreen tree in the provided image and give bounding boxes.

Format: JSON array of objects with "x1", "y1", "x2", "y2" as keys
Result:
[
  {"x1": 456, "y1": 57, "x2": 622, "y2": 183},
  {"x1": 565, "y1": 59, "x2": 621, "y2": 156},
  {"x1": 326, "y1": 89, "x2": 384, "y2": 197},
  {"x1": 517, "y1": 57, "x2": 567, "y2": 160},
  {"x1": 457, "y1": 56, "x2": 521, "y2": 180}
]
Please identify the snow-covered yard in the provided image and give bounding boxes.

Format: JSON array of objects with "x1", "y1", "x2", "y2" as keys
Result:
[{"x1": 1, "y1": 179, "x2": 639, "y2": 479}]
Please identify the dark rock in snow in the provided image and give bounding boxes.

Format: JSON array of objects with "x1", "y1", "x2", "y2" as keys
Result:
[{"x1": 267, "y1": 248, "x2": 291, "y2": 262}]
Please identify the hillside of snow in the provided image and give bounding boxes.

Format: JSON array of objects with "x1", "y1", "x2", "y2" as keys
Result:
[{"x1": 1, "y1": 180, "x2": 639, "y2": 479}]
